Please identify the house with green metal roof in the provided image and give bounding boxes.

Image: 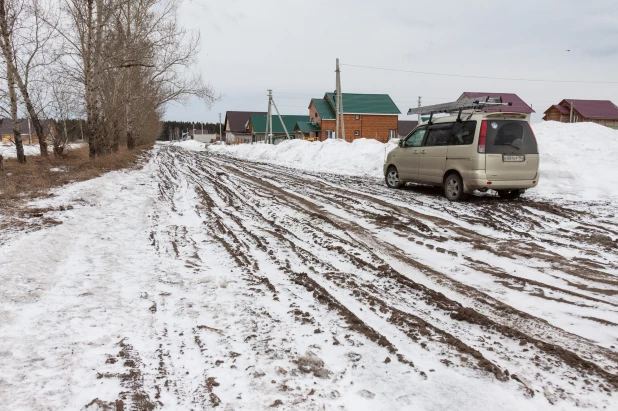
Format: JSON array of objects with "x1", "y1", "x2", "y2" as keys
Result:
[
  {"x1": 248, "y1": 114, "x2": 309, "y2": 143},
  {"x1": 307, "y1": 92, "x2": 401, "y2": 143}
]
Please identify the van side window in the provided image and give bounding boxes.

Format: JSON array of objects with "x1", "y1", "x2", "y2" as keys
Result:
[
  {"x1": 449, "y1": 121, "x2": 477, "y2": 145},
  {"x1": 405, "y1": 127, "x2": 426, "y2": 147},
  {"x1": 423, "y1": 123, "x2": 452, "y2": 146}
]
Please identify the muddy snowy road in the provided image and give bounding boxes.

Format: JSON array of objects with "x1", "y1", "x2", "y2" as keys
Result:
[{"x1": 1, "y1": 143, "x2": 617, "y2": 410}]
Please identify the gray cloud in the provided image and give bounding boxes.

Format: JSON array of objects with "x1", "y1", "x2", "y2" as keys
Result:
[{"x1": 166, "y1": 0, "x2": 618, "y2": 123}]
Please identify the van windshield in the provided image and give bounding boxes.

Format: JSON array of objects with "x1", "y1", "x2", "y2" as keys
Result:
[{"x1": 485, "y1": 120, "x2": 538, "y2": 154}]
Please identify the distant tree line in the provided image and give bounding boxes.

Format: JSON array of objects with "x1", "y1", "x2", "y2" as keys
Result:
[{"x1": 160, "y1": 121, "x2": 222, "y2": 140}]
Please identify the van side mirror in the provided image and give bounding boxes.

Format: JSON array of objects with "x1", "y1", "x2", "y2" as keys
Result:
[{"x1": 398, "y1": 139, "x2": 404, "y2": 147}]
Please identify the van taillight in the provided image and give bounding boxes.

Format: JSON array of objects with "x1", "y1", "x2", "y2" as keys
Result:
[{"x1": 478, "y1": 120, "x2": 487, "y2": 153}]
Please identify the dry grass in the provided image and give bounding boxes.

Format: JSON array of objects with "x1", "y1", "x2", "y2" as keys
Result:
[{"x1": 0, "y1": 143, "x2": 153, "y2": 206}]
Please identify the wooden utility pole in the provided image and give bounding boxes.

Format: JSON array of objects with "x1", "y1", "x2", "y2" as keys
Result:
[
  {"x1": 570, "y1": 101, "x2": 574, "y2": 123},
  {"x1": 335, "y1": 58, "x2": 345, "y2": 141},
  {"x1": 265, "y1": 89, "x2": 290, "y2": 143},
  {"x1": 218, "y1": 113, "x2": 222, "y2": 143},
  {"x1": 267, "y1": 89, "x2": 273, "y2": 144}
]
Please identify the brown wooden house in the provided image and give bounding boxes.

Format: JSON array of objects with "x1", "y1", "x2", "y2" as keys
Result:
[
  {"x1": 543, "y1": 100, "x2": 618, "y2": 128},
  {"x1": 0, "y1": 119, "x2": 57, "y2": 145},
  {"x1": 306, "y1": 93, "x2": 401, "y2": 143},
  {"x1": 224, "y1": 111, "x2": 266, "y2": 144}
]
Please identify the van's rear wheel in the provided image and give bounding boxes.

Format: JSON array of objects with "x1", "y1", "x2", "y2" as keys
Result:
[
  {"x1": 385, "y1": 166, "x2": 403, "y2": 189},
  {"x1": 497, "y1": 189, "x2": 521, "y2": 199},
  {"x1": 444, "y1": 173, "x2": 468, "y2": 201}
]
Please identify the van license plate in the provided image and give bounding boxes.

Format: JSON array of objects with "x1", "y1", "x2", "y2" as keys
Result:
[{"x1": 503, "y1": 155, "x2": 525, "y2": 162}]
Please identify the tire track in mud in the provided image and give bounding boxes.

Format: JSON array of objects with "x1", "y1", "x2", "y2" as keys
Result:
[
  {"x1": 115, "y1": 146, "x2": 618, "y2": 409},
  {"x1": 220, "y1": 156, "x2": 618, "y2": 311},
  {"x1": 140, "y1": 147, "x2": 438, "y2": 408},
  {"x1": 159, "y1": 148, "x2": 618, "y2": 402}
]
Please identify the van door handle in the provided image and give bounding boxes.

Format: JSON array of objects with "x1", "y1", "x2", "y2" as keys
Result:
[
  {"x1": 420, "y1": 150, "x2": 426, "y2": 154},
  {"x1": 413, "y1": 150, "x2": 419, "y2": 154}
]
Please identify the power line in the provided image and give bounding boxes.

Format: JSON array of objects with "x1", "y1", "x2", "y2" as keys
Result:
[{"x1": 341, "y1": 63, "x2": 618, "y2": 84}]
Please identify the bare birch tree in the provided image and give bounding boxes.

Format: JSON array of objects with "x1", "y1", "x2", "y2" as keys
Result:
[
  {"x1": 0, "y1": 0, "x2": 58, "y2": 158},
  {"x1": 0, "y1": 0, "x2": 25, "y2": 162}
]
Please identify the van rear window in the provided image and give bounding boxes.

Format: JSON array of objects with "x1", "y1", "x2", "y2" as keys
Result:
[{"x1": 485, "y1": 120, "x2": 538, "y2": 154}]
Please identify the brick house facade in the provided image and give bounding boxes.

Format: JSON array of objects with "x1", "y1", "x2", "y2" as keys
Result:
[{"x1": 304, "y1": 93, "x2": 401, "y2": 143}]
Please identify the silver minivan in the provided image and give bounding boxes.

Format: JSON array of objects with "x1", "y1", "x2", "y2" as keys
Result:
[{"x1": 384, "y1": 112, "x2": 539, "y2": 200}]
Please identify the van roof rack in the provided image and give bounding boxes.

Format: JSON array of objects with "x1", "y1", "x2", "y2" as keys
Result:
[
  {"x1": 407, "y1": 96, "x2": 511, "y2": 116},
  {"x1": 407, "y1": 96, "x2": 512, "y2": 125}
]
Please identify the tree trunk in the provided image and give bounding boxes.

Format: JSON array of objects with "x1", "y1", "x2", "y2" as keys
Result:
[
  {"x1": 13, "y1": 77, "x2": 48, "y2": 157},
  {"x1": 0, "y1": 0, "x2": 24, "y2": 163},
  {"x1": 126, "y1": 129, "x2": 135, "y2": 149},
  {"x1": 0, "y1": 0, "x2": 48, "y2": 157},
  {"x1": 112, "y1": 118, "x2": 120, "y2": 152}
]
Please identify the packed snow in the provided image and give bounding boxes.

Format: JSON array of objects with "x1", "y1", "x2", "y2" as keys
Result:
[
  {"x1": 0, "y1": 142, "x2": 86, "y2": 158},
  {"x1": 1, "y1": 132, "x2": 617, "y2": 410},
  {"x1": 0, "y1": 143, "x2": 47, "y2": 158},
  {"x1": 208, "y1": 137, "x2": 396, "y2": 179},
  {"x1": 532, "y1": 122, "x2": 618, "y2": 201},
  {"x1": 207, "y1": 122, "x2": 618, "y2": 202}
]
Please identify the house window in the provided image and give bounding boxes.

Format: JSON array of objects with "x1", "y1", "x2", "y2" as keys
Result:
[
  {"x1": 326, "y1": 130, "x2": 334, "y2": 139},
  {"x1": 389, "y1": 130, "x2": 396, "y2": 139},
  {"x1": 354, "y1": 130, "x2": 360, "y2": 136},
  {"x1": 355, "y1": 115, "x2": 360, "y2": 120},
  {"x1": 311, "y1": 117, "x2": 314, "y2": 122}
]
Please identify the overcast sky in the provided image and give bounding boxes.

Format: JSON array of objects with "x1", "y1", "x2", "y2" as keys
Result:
[{"x1": 166, "y1": 0, "x2": 618, "y2": 123}]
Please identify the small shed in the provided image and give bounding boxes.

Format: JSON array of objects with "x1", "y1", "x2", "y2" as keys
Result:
[{"x1": 294, "y1": 121, "x2": 321, "y2": 141}]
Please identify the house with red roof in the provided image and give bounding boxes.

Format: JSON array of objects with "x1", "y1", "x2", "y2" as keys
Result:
[
  {"x1": 542, "y1": 100, "x2": 618, "y2": 128},
  {"x1": 457, "y1": 92, "x2": 535, "y2": 120}
]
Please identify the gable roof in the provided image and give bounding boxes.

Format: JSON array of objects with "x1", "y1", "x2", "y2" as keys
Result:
[
  {"x1": 310, "y1": 98, "x2": 336, "y2": 120},
  {"x1": 558, "y1": 99, "x2": 618, "y2": 119},
  {"x1": 249, "y1": 114, "x2": 310, "y2": 134},
  {"x1": 398, "y1": 120, "x2": 418, "y2": 136},
  {"x1": 294, "y1": 121, "x2": 321, "y2": 133},
  {"x1": 225, "y1": 111, "x2": 266, "y2": 133},
  {"x1": 544, "y1": 104, "x2": 570, "y2": 115},
  {"x1": 459, "y1": 92, "x2": 535, "y2": 114},
  {"x1": 324, "y1": 93, "x2": 401, "y2": 115}
]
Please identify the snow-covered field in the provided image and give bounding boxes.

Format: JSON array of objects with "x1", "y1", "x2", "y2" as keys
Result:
[
  {"x1": 0, "y1": 142, "x2": 86, "y2": 158},
  {"x1": 207, "y1": 121, "x2": 618, "y2": 202},
  {"x1": 1, "y1": 129, "x2": 617, "y2": 410}
]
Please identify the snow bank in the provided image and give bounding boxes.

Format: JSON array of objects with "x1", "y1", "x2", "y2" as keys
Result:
[
  {"x1": 169, "y1": 139, "x2": 208, "y2": 152},
  {"x1": 0, "y1": 144, "x2": 44, "y2": 158},
  {"x1": 206, "y1": 122, "x2": 618, "y2": 202},
  {"x1": 209, "y1": 138, "x2": 398, "y2": 177},
  {"x1": 0, "y1": 142, "x2": 86, "y2": 158},
  {"x1": 532, "y1": 121, "x2": 618, "y2": 201}
]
